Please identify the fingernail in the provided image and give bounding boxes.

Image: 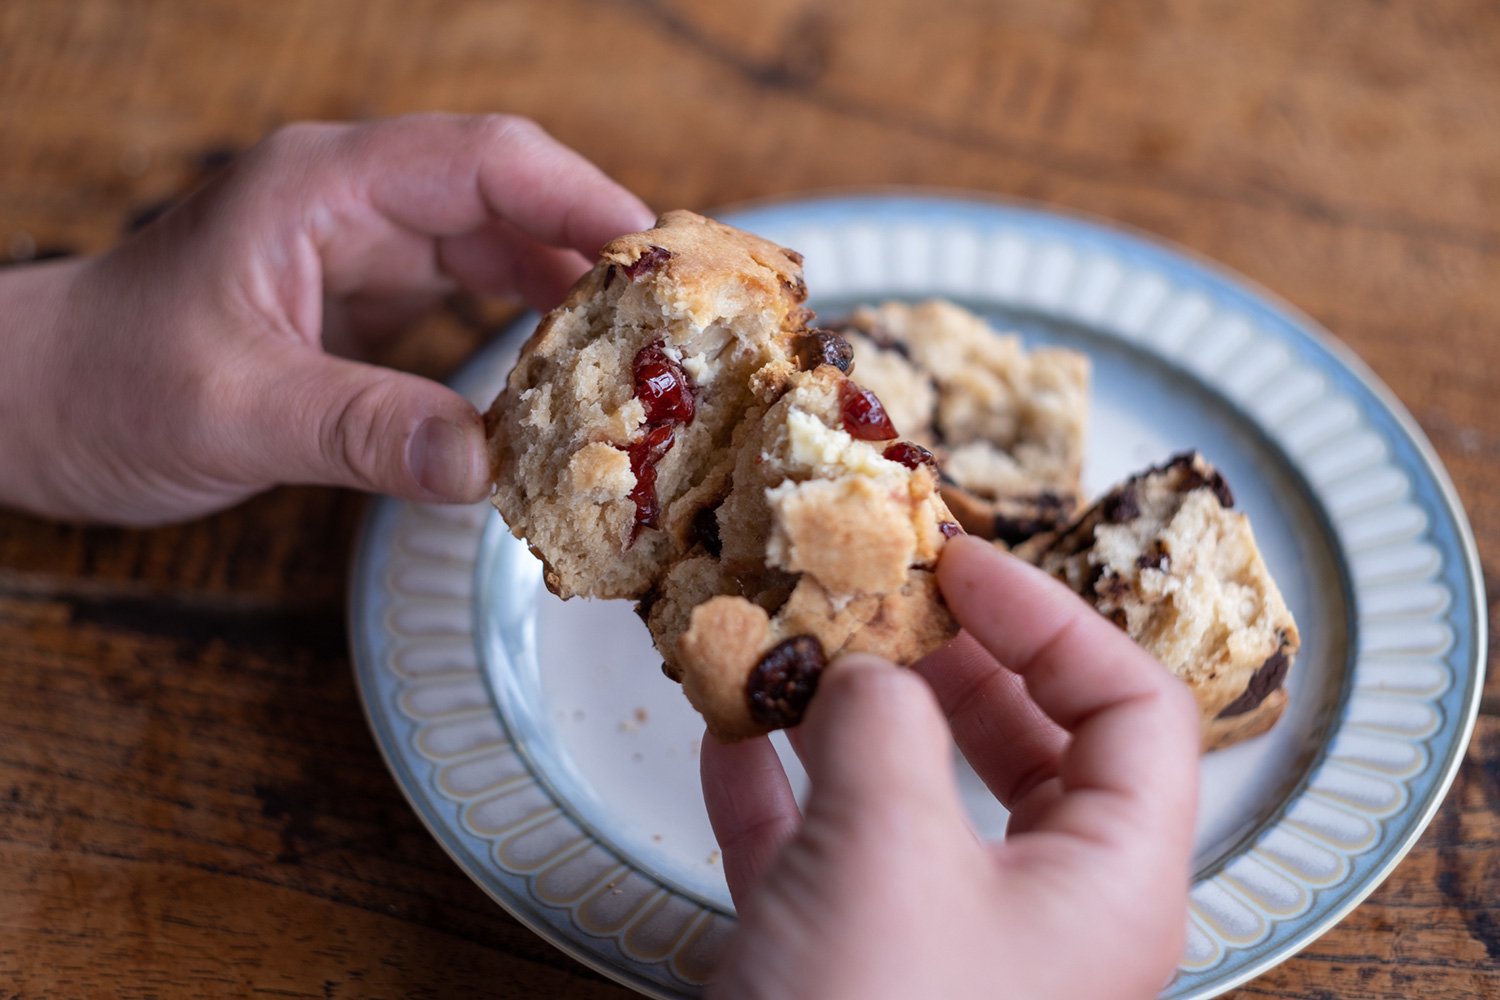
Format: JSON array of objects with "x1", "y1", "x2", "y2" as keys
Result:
[{"x1": 408, "y1": 417, "x2": 482, "y2": 501}]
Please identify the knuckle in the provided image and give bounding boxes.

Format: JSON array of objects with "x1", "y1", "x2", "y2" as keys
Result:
[
  {"x1": 472, "y1": 112, "x2": 547, "y2": 151},
  {"x1": 319, "y1": 379, "x2": 398, "y2": 491}
]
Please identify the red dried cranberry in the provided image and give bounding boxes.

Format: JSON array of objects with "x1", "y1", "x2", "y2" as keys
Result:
[
  {"x1": 624, "y1": 244, "x2": 672, "y2": 280},
  {"x1": 747, "y1": 635, "x2": 825, "y2": 728},
  {"x1": 839, "y1": 382, "x2": 898, "y2": 441},
  {"x1": 626, "y1": 424, "x2": 675, "y2": 536},
  {"x1": 938, "y1": 521, "x2": 963, "y2": 538},
  {"x1": 882, "y1": 441, "x2": 937, "y2": 471},
  {"x1": 634, "y1": 342, "x2": 696, "y2": 425}
]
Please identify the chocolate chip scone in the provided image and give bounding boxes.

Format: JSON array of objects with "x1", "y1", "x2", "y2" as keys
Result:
[
  {"x1": 831, "y1": 300, "x2": 1090, "y2": 546},
  {"x1": 1026, "y1": 453, "x2": 1300, "y2": 751},
  {"x1": 486, "y1": 212, "x2": 959, "y2": 740}
]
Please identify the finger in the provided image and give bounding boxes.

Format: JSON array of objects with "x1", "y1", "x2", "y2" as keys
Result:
[
  {"x1": 436, "y1": 217, "x2": 594, "y2": 309},
  {"x1": 912, "y1": 631, "x2": 1066, "y2": 810},
  {"x1": 226, "y1": 344, "x2": 488, "y2": 502},
  {"x1": 798, "y1": 653, "x2": 970, "y2": 834},
  {"x1": 229, "y1": 115, "x2": 653, "y2": 319},
  {"x1": 938, "y1": 537, "x2": 1199, "y2": 850},
  {"x1": 700, "y1": 733, "x2": 799, "y2": 906},
  {"x1": 352, "y1": 113, "x2": 655, "y2": 253}
]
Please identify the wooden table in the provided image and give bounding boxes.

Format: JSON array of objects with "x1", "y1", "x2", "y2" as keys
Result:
[{"x1": 1, "y1": 2, "x2": 1495, "y2": 996}]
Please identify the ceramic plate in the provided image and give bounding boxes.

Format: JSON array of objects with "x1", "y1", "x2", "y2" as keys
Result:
[{"x1": 349, "y1": 194, "x2": 1485, "y2": 998}]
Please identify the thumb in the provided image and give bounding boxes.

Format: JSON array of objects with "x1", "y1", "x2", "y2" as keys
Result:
[
  {"x1": 233, "y1": 346, "x2": 489, "y2": 502},
  {"x1": 798, "y1": 653, "x2": 968, "y2": 831}
]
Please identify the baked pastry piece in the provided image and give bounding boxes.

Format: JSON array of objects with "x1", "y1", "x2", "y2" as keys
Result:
[
  {"x1": 486, "y1": 210, "x2": 812, "y2": 600},
  {"x1": 831, "y1": 300, "x2": 1090, "y2": 546},
  {"x1": 641, "y1": 365, "x2": 960, "y2": 740},
  {"x1": 1025, "y1": 453, "x2": 1299, "y2": 751},
  {"x1": 485, "y1": 211, "x2": 959, "y2": 739}
]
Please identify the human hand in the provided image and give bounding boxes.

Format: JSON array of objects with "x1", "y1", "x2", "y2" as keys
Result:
[
  {"x1": 701, "y1": 537, "x2": 1200, "y2": 1000},
  {"x1": 0, "y1": 113, "x2": 653, "y2": 525}
]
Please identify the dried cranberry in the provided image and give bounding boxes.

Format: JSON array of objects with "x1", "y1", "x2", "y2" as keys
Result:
[
  {"x1": 634, "y1": 342, "x2": 696, "y2": 425},
  {"x1": 626, "y1": 424, "x2": 675, "y2": 536},
  {"x1": 938, "y1": 521, "x2": 963, "y2": 538},
  {"x1": 624, "y1": 244, "x2": 672, "y2": 280},
  {"x1": 883, "y1": 441, "x2": 937, "y2": 471},
  {"x1": 839, "y1": 382, "x2": 898, "y2": 441},
  {"x1": 747, "y1": 635, "x2": 825, "y2": 728},
  {"x1": 794, "y1": 330, "x2": 854, "y2": 373}
]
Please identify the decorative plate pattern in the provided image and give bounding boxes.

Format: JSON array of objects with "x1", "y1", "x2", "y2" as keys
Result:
[{"x1": 349, "y1": 194, "x2": 1485, "y2": 998}]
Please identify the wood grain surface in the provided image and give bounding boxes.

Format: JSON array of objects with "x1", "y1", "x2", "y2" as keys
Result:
[{"x1": 1, "y1": 1, "x2": 1496, "y2": 997}]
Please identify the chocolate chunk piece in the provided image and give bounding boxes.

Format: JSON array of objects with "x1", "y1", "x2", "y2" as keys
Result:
[{"x1": 1216, "y1": 638, "x2": 1292, "y2": 718}]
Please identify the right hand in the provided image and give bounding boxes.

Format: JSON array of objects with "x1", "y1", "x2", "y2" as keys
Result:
[{"x1": 701, "y1": 537, "x2": 1201, "y2": 1000}]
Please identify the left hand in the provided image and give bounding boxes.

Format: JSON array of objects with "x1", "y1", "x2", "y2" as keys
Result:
[{"x1": 0, "y1": 113, "x2": 653, "y2": 525}]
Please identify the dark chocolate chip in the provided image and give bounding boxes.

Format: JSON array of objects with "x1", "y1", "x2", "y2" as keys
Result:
[
  {"x1": 1215, "y1": 641, "x2": 1292, "y2": 718},
  {"x1": 747, "y1": 635, "x2": 826, "y2": 728},
  {"x1": 624, "y1": 244, "x2": 672, "y2": 280},
  {"x1": 635, "y1": 587, "x2": 662, "y2": 624},
  {"x1": 1206, "y1": 470, "x2": 1235, "y2": 509},
  {"x1": 1094, "y1": 570, "x2": 1130, "y2": 602},
  {"x1": 992, "y1": 512, "x2": 1052, "y2": 547},
  {"x1": 988, "y1": 491, "x2": 1076, "y2": 546},
  {"x1": 1136, "y1": 541, "x2": 1170, "y2": 572},
  {"x1": 938, "y1": 521, "x2": 963, "y2": 538},
  {"x1": 795, "y1": 330, "x2": 854, "y2": 373},
  {"x1": 692, "y1": 505, "x2": 723, "y2": 558},
  {"x1": 602, "y1": 264, "x2": 617, "y2": 290},
  {"x1": 1102, "y1": 486, "x2": 1141, "y2": 524},
  {"x1": 781, "y1": 247, "x2": 805, "y2": 266}
]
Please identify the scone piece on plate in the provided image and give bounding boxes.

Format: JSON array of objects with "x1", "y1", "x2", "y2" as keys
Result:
[
  {"x1": 831, "y1": 300, "x2": 1090, "y2": 546},
  {"x1": 485, "y1": 212, "x2": 959, "y2": 740},
  {"x1": 1025, "y1": 452, "x2": 1300, "y2": 751}
]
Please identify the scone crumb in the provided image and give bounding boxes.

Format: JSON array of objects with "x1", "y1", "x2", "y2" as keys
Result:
[{"x1": 567, "y1": 443, "x2": 633, "y2": 501}]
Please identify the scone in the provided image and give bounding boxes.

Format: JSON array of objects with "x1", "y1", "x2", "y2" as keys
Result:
[
  {"x1": 1025, "y1": 452, "x2": 1299, "y2": 751},
  {"x1": 486, "y1": 210, "x2": 812, "y2": 599},
  {"x1": 831, "y1": 300, "x2": 1090, "y2": 546},
  {"x1": 640, "y1": 365, "x2": 960, "y2": 740},
  {"x1": 485, "y1": 211, "x2": 960, "y2": 739}
]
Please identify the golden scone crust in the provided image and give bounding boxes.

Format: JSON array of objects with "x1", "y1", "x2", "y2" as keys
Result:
[{"x1": 485, "y1": 210, "x2": 811, "y2": 600}]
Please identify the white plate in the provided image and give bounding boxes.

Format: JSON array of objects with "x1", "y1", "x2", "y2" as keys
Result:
[{"x1": 349, "y1": 194, "x2": 1486, "y2": 998}]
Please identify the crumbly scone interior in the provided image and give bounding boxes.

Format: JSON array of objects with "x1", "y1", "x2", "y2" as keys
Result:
[
  {"x1": 644, "y1": 366, "x2": 960, "y2": 739},
  {"x1": 717, "y1": 367, "x2": 949, "y2": 593},
  {"x1": 489, "y1": 212, "x2": 808, "y2": 599},
  {"x1": 834, "y1": 299, "x2": 1090, "y2": 542},
  {"x1": 1032, "y1": 454, "x2": 1300, "y2": 746}
]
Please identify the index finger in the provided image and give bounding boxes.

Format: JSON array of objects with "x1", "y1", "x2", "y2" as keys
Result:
[
  {"x1": 937, "y1": 537, "x2": 1199, "y2": 851},
  {"x1": 352, "y1": 113, "x2": 654, "y2": 253}
]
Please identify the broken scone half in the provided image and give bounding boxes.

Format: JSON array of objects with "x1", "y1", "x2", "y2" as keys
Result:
[
  {"x1": 1023, "y1": 452, "x2": 1300, "y2": 751},
  {"x1": 831, "y1": 300, "x2": 1091, "y2": 547},
  {"x1": 485, "y1": 211, "x2": 959, "y2": 740}
]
